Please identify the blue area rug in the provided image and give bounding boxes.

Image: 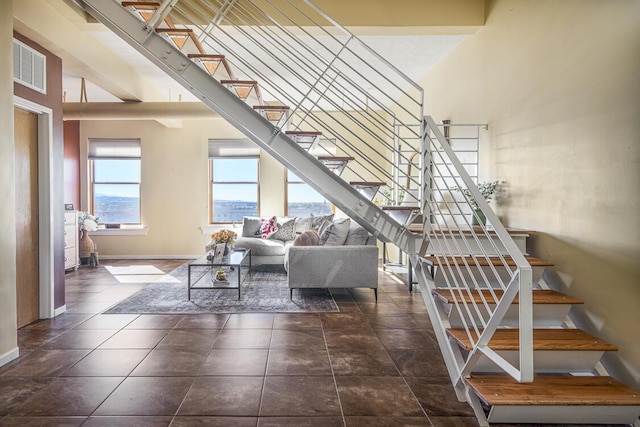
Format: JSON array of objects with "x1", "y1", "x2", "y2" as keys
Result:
[{"x1": 104, "y1": 263, "x2": 339, "y2": 314}]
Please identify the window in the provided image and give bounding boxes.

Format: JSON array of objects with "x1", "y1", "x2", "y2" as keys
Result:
[
  {"x1": 89, "y1": 139, "x2": 141, "y2": 224},
  {"x1": 286, "y1": 170, "x2": 332, "y2": 217},
  {"x1": 210, "y1": 157, "x2": 259, "y2": 223}
]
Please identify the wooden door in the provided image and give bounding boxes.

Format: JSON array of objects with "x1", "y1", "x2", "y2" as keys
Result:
[{"x1": 15, "y1": 107, "x2": 39, "y2": 328}]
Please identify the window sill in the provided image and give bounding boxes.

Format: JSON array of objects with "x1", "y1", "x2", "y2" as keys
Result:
[{"x1": 92, "y1": 226, "x2": 148, "y2": 236}]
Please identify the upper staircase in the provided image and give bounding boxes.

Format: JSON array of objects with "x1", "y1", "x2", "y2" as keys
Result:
[
  {"x1": 79, "y1": 0, "x2": 424, "y2": 254},
  {"x1": 76, "y1": 0, "x2": 640, "y2": 425}
]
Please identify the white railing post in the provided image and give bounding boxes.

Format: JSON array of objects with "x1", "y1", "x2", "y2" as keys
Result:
[{"x1": 423, "y1": 116, "x2": 534, "y2": 383}]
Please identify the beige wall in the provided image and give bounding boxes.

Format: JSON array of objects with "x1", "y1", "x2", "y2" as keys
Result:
[
  {"x1": 0, "y1": 0, "x2": 18, "y2": 363},
  {"x1": 419, "y1": 0, "x2": 640, "y2": 387},
  {"x1": 79, "y1": 107, "x2": 393, "y2": 257},
  {"x1": 79, "y1": 118, "x2": 290, "y2": 257}
]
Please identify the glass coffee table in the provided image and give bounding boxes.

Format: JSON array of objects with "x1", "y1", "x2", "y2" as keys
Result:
[{"x1": 187, "y1": 248, "x2": 251, "y2": 300}]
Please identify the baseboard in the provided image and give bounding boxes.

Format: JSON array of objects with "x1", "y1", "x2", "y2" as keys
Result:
[
  {"x1": 0, "y1": 347, "x2": 19, "y2": 368},
  {"x1": 53, "y1": 304, "x2": 66, "y2": 317},
  {"x1": 98, "y1": 255, "x2": 200, "y2": 260}
]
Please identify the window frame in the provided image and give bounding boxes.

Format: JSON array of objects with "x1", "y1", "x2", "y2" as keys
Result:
[
  {"x1": 209, "y1": 156, "x2": 260, "y2": 224},
  {"x1": 284, "y1": 168, "x2": 334, "y2": 217},
  {"x1": 88, "y1": 139, "x2": 142, "y2": 225}
]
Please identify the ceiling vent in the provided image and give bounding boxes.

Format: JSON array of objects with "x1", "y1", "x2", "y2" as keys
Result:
[{"x1": 13, "y1": 39, "x2": 46, "y2": 94}]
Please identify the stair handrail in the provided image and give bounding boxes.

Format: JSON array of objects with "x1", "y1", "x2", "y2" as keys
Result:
[
  {"x1": 422, "y1": 116, "x2": 534, "y2": 383},
  {"x1": 165, "y1": 0, "x2": 424, "y2": 198},
  {"x1": 81, "y1": 0, "x2": 426, "y2": 253}
]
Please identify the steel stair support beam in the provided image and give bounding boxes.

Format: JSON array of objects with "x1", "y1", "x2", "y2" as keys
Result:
[{"x1": 77, "y1": 0, "x2": 422, "y2": 254}]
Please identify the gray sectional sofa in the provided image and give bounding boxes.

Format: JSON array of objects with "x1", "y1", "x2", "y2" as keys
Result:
[{"x1": 231, "y1": 215, "x2": 379, "y2": 299}]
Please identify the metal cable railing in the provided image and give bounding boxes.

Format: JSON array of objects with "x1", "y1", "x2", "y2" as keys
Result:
[
  {"x1": 157, "y1": 0, "x2": 424, "y2": 197},
  {"x1": 420, "y1": 116, "x2": 534, "y2": 382},
  {"x1": 115, "y1": 0, "x2": 533, "y2": 383}
]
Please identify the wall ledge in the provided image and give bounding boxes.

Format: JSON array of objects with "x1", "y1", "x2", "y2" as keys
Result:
[{"x1": 92, "y1": 227, "x2": 148, "y2": 236}]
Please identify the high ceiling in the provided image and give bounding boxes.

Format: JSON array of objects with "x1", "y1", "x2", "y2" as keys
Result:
[{"x1": 13, "y1": 0, "x2": 483, "y2": 106}]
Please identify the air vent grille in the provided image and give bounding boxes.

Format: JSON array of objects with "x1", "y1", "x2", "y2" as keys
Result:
[{"x1": 13, "y1": 39, "x2": 46, "y2": 94}]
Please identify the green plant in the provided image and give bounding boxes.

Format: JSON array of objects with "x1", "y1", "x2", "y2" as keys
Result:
[
  {"x1": 78, "y1": 212, "x2": 100, "y2": 231},
  {"x1": 381, "y1": 188, "x2": 405, "y2": 206},
  {"x1": 453, "y1": 181, "x2": 500, "y2": 211}
]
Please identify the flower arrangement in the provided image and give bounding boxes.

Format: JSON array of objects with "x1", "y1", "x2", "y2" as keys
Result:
[
  {"x1": 78, "y1": 211, "x2": 100, "y2": 232},
  {"x1": 210, "y1": 229, "x2": 237, "y2": 247},
  {"x1": 454, "y1": 181, "x2": 501, "y2": 211}
]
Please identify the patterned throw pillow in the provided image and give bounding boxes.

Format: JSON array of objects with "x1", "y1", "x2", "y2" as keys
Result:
[
  {"x1": 311, "y1": 213, "x2": 334, "y2": 229},
  {"x1": 269, "y1": 218, "x2": 296, "y2": 242},
  {"x1": 294, "y1": 216, "x2": 314, "y2": 235},
  {"x1": 319, "y1": 217, "x2": 351, "y2": 246},
  {"x1": 257, "y1": 216, "x2": 278, "y2": 238}
]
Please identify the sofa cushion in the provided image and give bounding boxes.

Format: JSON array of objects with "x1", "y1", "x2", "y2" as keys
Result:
[
  {"x1": 293, "y1": 230, "x2": 320, "y2": 246},
  {"x1": 270, "y1": 218, "x2": 296, "y2": 242},
  {"x1": 242, "y1": 216, "x2": 263, "y2": 237},
  {"x1": 294, "y1": 216, "x2": 314, "y2": 235},
  {"x1": 234, "y1": 236, "x2": 286, "y2": 256},
  {"x1": 344, "y1": 223, "x2": 371, "y2": 246},
  {"x1": 319, "y1": 217, "x2": 351, "y2": 246},
  {"x1": 258, "y1": 216, "x2": 278, "y2": 238},
  {"x1": 311, "y1": 213, "x2": 334, "y2": 228}
]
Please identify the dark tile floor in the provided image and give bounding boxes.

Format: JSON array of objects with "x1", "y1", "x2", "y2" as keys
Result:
[{"x1": 0, "y1": 259, "x2": 481, "y2": 426}]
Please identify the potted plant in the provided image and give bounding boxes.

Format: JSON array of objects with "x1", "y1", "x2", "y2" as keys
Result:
[{"x1": 454, "y1": 181, "x2": 501, "y2": 226}]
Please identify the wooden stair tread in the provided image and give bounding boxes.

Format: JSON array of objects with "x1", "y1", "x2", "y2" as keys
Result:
[
  {"x1": 253, "y1": 105, "x2": 290, "y2": 111},
  {"x1": 122, "y1": 1, "x2": 159, "y2": 9},
  {"x1": 220, "y1": 80, "x2": 260, "y2": 101},
  {"x1": 155, "y1": 28, "x2": 194, "y2": 35},
  {"x1": 253, "y1": 105, "x2": 290, "y2": 122},
  {"x1": 285, "y1": 130, "x2": 322, "y2": 136},
  {"x1": 409, "y1": 224, "x2": 533, "y2": 235},
  {"x1": 432, "y1": 288, "x2": 584, "y2": 305},
  {"x1": 188, "y1": 54, "x2": 226, "y2": 60},
  {"x1": 447, "y1": 328, "x2": 618, "y2": 352},
  {"x1": 220, "y1": 80, "x2": 258, "y2": 85},
  {"x1": 350, "y1": 181, "x2": 386, "y2": 187},
  {"x1": 317, "y1": 156, "x2": 354, "y2": 161},
  {"x1": 423, "y1": 255, "x2": 554, "y2": 267},
  {"x1": 187, "y1": 54, "x2": 230, "y2": 76},
  {"x1": 380, "y1": 205, "x2": 420, "y2": 211},
  {"x1": 466, "y1": 375, "x2": 640, "y2": 406}
]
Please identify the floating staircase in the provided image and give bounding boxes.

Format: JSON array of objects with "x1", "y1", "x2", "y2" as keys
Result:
[
  {"x1": 414, "y1": 227, "x2": 640, "y2": 424},
  {"x1": 88, "y1": 0, "x2": 423, "y2": 253},
  {"x1": 77, "y1": 0, "x2": 640, "y2": 424}
]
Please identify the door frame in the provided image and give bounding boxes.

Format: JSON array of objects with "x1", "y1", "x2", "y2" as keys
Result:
[{"x1": 14, "y1": 96, "x2": 56, "y2": 319}]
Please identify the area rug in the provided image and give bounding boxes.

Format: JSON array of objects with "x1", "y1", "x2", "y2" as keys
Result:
[{"x1": 104, "y1": 263, "x2": 339, "y2": 314}]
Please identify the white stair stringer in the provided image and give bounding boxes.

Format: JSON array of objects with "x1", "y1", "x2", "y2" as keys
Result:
[{"x1": 77, "y1": 0, "x2": 422, "y2": 253}]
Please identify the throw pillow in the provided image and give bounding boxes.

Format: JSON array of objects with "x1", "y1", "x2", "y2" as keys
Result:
[
  {"x1": 344, "y1": 223, "x2": 371, "y2": 245},
  {"x1": 293, "y1": 230, "x2": 320, "y2": 246},
  {"x1": 316, "y1": 219, "x2": 332, "y2": 240},
  {"x1": 294, "y1": 216, "x2": 314, "y2": 235},
  {"x1": 257, "y1": 216, "x2": 278, "y2": 238},
  {"x1": 242, "y1": 216, "x2": 263, "y2": 237},
  {"x1": 310, "y1": 213, "x2": 334, "y2": 229},
  {"x1": 269, "y1": 218, "x2": 296, "y2": 242},
  {"x1": 319, "y1": 217, "x2": 351, "y2": 246}
]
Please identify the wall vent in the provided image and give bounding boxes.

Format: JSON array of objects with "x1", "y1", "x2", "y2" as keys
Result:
[{"x1": 13, "y1": 39, "x2": 47, "y2": 94}]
